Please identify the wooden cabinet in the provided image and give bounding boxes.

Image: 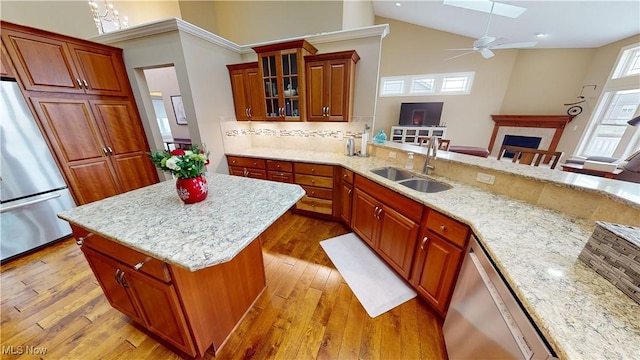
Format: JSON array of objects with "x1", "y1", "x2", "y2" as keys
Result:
[
  {"x1": 294, "y1": 162, "x2": 335, "y2": 216},
  {"x1": 267, "y1": 159, "x2": 293, "y2": 183},
  {"x1": 1, "y1": 42, "x2": 13, "y2": 78},
  {"x1": 227, "y1": 62, "x2": 265, "y2": 121},
  {"x1": 410, "y1": 209, "x2": 470, "y2": 316},
  {"x1": 30, "y1": 97, "x2": 158, "y2": 204},
  {"x1": 351, "y1": 175, "x2": 422, "y2": 280},
  {"x1": 339, "y1": 168, "x2": 354, "y2": 225},
  {"x1": 252, "y1": 40, "x2": 317, "y2": 121},
  {"x1": 305, "y1": 50, "x2": 359, "y2": 122},
  {"x1": 73, "y1": 223, "x2": 268, "y2": 358},
  {"x1": 227, "y1": 155, "x2": 267, "y2": 179},
  {"x1": 1, "y1": 22, "x2": 129, "y2": 96}
]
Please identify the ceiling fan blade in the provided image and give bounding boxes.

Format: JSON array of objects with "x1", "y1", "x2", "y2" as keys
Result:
[
  {"x1": 444, "y1": 51, "x2": 476, "y2": 61},
  {"x1": 480, "y1": 48, "x2": 495, "y2": 59},
  {"x1": 474, "y1": 36, "x2": 496, "y2": 48},
  {"x1": 448, "y1": 48, "x2": 476, "y2": 51},
  {"x1": 491, "y1": 41, "x2": 538, "y2": 49}
]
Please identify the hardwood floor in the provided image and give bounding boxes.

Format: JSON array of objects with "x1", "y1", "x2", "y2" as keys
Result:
[{"x1": 1, "y1": 214, "x2": 447, "y2": 359}]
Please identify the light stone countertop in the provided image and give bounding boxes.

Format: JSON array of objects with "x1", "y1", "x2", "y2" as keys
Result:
[
  {"x1": 57, "y1": 173, "x2": 305, "y2": 272},
  {"x1": 225, "y1": 146, "x2": 640, "y2": 360}
]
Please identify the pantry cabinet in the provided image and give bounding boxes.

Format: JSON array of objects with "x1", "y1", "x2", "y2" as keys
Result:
[
  {"x1": 351, "y1": 175, "x2": 422, "y2": 280},
  {"x1": 1, "y1": 21, "x2": 159, "y2": 205},
  {"x1": 411, "y1": 209, "x2": 469, "y2": 315},
  {"x1": 1, "y1": 23, "x2": 129, "y2": 96},
  {"x1": 227, "y1": 62, "x2": 265, "y2": 121},
  {"x1": 252, "y1": 40, "x2": 317, "y2": 121},
  {"x1": 305, "y1": 50, "x2": 359, "y2": 122},
  {"x1": 30, "y1": 97, "x2": 158, "y2": 204}
]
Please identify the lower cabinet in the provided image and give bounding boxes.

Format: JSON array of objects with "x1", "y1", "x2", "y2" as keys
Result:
[
  {"x1": 73, "y1": 224, "x2": 267, "y2": 357},
  {"x1": 410, "y1": 209, "x2": 469, "y2": 316},
  {"x1": 351, "y1": 175, "x2": 422, "y2": 280},
  {"x1": 227, "y1": 156, "x2": 267, "y2": 179},
  {"x1": 338, "y1": 168, "x2": 354, "y2": 225},
  {"x1": 82, "y1": 246, "x2": 195, "y2": 355}
]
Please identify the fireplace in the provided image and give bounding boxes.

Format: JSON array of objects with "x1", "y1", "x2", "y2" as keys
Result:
[
  {"x1": 501, "y1": 135, "x2": 542, "y2": 158},
  {"x1": 488, "y1": 115, "x2": 575, "y2": 158}
]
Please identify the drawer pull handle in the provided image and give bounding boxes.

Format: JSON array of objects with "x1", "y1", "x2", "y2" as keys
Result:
[
  {"x1": 76, "y1": 232, "x2": 94, "y2": 246},
  {"x1": 439, "y1": 225, "x2": 446, "y2": 231},
  {"x1": 420, "y1": 236, "x2": 429, "y2": 250},
  {"x1": 134, "y1": 257, "x2": 151, "y2": 270}
]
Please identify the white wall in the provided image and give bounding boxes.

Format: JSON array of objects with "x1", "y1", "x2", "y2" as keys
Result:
[{"x1": 144, "y1": 67, "x2": 190, "y2": 140}]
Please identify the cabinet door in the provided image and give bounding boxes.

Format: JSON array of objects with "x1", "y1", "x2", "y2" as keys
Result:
[
  {"x1": 246, "y1": 66, "x2": 266, "y2": 120},
  {"x1": 377, "y1": 205, "x2": 420, "y2": 280},
  {"x1": 30, "y1": 97, "x2": 121, "y2": 204},
  {"x1": 351, "y1": 188, "x2": 379, "y2": 247},
  {"x1": 229, "y1": 68, "x2": 251, "y2": 121},
  {"x1": 67, "y1": 43, "x2": 130, "y2": 96},
  {"x1": 81, "y1": 247, "x2": 145, "y2": 325},
  {"x1": 125, "y1": 269, "x2": 196, "y2": 357},
  {"x1": 325, "y1": 60, "x2": 348, "y2": 121},
  {"x1": 305, "y1": 61, "x2": 325, "y2": 121},
  {"x1": 90, "y1": 100, "x2": 159, "y2": 192},
  {"x1": 339, "y1": 181, "x2": 353, "y2": 225},
  {"x1": 411, "y1": 233, "x2": 463, "y2": 314},
  {"x1": 2, "y1": 30, "x2": 83, "y2": 94}
]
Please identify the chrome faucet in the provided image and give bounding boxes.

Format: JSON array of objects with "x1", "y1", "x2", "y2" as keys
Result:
[{"x1": 422, "y1": 137, "x2": 437, "y2": 174}]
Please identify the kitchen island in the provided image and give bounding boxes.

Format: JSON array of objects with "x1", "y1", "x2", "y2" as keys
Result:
[
  {"x1": 225, "y1": 145, "x2": 640, "y2": 360},
  {"x1": 57, "y1": 173, "x2": 305, "y2": 357}
]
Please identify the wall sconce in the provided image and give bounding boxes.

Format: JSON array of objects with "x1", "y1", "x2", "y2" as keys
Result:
[{"x1": 88, "y1": 1, "x2": 128, "y2": 34}]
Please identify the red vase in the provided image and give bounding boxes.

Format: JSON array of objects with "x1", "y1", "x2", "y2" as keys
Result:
[{"x1": 175, "y1": 175, "x2": 208, "y2": 204}]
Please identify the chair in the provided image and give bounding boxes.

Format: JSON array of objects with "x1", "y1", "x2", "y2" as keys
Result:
[{"x1": 497, "y1": 145, "x2": 563, "y2": 169}]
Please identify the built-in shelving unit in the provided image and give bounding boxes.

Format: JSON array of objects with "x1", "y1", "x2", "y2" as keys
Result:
[{"x1": 391, "y1": 126, "x2": 447, "y2": 145}]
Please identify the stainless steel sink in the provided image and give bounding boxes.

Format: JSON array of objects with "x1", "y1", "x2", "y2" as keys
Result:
[
  {"x1": 370, "y1": 167, "x2": 415, "y2": 181},
  {"x1": 398, "y1": 178, "x2": 451, "y2": 193}
]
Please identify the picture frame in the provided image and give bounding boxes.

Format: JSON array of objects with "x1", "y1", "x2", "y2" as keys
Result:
[{"x1": 170, "y1": 95, "x2": 187, "y2": 125}]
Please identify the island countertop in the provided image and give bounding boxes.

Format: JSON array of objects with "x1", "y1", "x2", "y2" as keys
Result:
[
  {"x1": 225, "y1": 146, "x2": 640, "y2": 360},
  {"x1": 57, "y1": 173, "x2": 305, "y2": 272}
]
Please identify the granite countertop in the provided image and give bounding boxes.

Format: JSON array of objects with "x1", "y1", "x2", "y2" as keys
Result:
[
  {"x1": 225, "y1": 146, "x2": 640, "y2": 360},
  {"x1": 57, "y1": 173, "x2": 305, "y2": 272}
]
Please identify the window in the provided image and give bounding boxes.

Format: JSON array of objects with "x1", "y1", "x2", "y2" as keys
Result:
[
  {"x1": 577, "y1": 44, "x2": 640, "y2": 158},
  {"x1": 380, "y1": 72, "x2": 474, "y2": 96},
  {"x1": 151, "y1": 96, "x2": 173, "y2": 142}
]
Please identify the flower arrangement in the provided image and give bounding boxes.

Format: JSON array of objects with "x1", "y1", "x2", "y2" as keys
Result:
[{"x1": 149, "y1": 144, "x2": 210, "y2": 179}]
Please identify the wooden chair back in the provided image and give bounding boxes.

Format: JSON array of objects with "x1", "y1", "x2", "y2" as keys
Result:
[{"x1": 497, "y1": 145, "x2": 563, "y2": 169}]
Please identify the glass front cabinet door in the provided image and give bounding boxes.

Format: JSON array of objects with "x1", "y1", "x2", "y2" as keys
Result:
[{"x1": 253, "y1": 40, "x2": 317, "y2": 121}]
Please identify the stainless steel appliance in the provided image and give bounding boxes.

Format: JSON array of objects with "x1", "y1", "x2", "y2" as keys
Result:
[
  {"x1": 1, "y1": 78, "x2": 76, "y2": 262},
  {"x1": 443, "y1": 235, "x2": 557, "y2": 360}
]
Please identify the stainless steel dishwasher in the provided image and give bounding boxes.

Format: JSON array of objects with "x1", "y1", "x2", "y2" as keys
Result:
[{"x1": 443, "y1": 235, "x2": 557, "y2": 360}]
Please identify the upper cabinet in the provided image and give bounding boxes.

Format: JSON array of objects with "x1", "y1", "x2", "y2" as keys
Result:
[
  {"x1": 252, "y1": 40, "x2": 317, "y2": 121},
  {"x1": 227, "y1": 62, "x2": 266, "y2": 121},
  {"x1": 1, "y1": 22, "x2": 130, "y2": 96},
  {"x1": 305, "y1": 50, "x2": 359, "y2": 122}
]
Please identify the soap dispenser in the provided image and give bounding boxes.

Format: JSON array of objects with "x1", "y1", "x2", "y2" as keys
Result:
[{"x1": 373, "y1": 129, "x2": 387, "y2": 144}]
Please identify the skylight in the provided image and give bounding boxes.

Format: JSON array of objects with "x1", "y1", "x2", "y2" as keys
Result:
[{"x1": 442, "y1": 0, "x2": 527, "y2": 18}]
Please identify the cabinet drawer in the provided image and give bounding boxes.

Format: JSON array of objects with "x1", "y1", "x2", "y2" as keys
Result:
[
  {"x1": 300, "y1": 185, "x2": 333, "y2": 200},
  {"x1": 341, "y1": 168, "x2": 354, "y2": 184},
  {"x1": 229, "y1": 166, "x2": 245, "y2": 177},
  {"x1": 296, "y1": 196, "x2": 333, "y2": 215},
  {"x1": 267, "y1": 160, "x2": 293, "y2": 172},
  {"x1": 227, "y1": 156, "x2": 266, "y2": 169},
  {"x1": 72, "y1": 224, "x2": 171, "y2": 283},
  {"x1": 426, "y1": 210, "x2": 469, "y2": 248},
  {"x1": 295, "y1": 174, "x2": 333, "y2": 188},
  {"x1": 268, "y1": 171, "x2": 294, "y2": 183},
  {"x1": 294, "y1": 162, "x2": 334, "y2": 177}
]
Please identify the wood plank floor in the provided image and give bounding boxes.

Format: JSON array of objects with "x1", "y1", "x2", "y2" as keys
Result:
[{"x1": 1, "y1": 214, "x2": 447, "y2": 359}]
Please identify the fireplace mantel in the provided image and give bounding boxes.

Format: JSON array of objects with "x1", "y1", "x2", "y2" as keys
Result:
[{"x1": 488, "y1": 114, "x2": 574, "y2": 155}]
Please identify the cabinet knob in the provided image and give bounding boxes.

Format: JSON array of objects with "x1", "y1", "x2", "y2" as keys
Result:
[
  {"x1": 76, "y1": 232, "x2": 94, "y2": 246},
  {"x1": 232, "y1": 160, "x2": 236, "y2": 164},
  {"x1": 343, "y1": 174, "x2": 347, "y2": 178},
  {"x1": 134, "y1": 257, "x2": 151, "y2": 270},
  {"x1": 276, "y1": 164, "x2": 281, "y2": 168},
  {"x1": 311, "y1": 191, "x2": 315, "y2": 196},
  {"x1": 420, "y1": 236, "x2": 429, "y2": 250},
  {"x1": 439, "y1": 225, "x2": 446, "y2": 231},
  {"x1": 311, "y1": 179, "x2": 315, "y2": 184}
]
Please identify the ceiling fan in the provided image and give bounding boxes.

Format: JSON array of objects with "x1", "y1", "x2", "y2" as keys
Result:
[{"x1": 446, "y1": 1, "x2": 537, "y2": 60}]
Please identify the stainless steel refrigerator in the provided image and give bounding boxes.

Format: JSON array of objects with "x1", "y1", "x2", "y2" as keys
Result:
[{"x1": 1, "y1": 78, "x2": 76, "y2": 262}]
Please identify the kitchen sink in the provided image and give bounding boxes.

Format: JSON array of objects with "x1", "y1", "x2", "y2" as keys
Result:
[
  {"x1": 370, "y1": 167, "x2": 415, "y2": 181},
  {"x1": 398, "y1": 178, "x2": 451, "y2": 193}
]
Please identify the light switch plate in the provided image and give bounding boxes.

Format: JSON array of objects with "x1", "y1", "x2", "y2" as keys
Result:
[
  {"x1": 388, "y1": 151, "x2": 397, "y2": 159},
  {"x1": 476, "y1": 172, "x2": 495, "y2": 185}
]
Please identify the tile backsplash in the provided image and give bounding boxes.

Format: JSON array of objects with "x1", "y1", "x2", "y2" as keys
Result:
[{"x1": 221, "y1": 116, "x2": 374, "y2": 153}]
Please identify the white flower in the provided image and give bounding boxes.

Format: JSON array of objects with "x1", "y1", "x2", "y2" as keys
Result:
[
  {"x1": 184, "y1": 150, "x2": 193, "y2": 156},
  {"x1": 165, "y1": 156, "x2": 181, "y2": 170}
]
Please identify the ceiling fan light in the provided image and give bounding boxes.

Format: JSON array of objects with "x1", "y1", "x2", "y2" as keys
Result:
[{"x1": 480, "y1": 48, "x2": 495, "y2": 59}]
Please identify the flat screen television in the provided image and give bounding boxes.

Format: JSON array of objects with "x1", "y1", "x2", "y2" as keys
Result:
[{"x1": 398, "y1": 102, "x2": 444, "y2": 127}]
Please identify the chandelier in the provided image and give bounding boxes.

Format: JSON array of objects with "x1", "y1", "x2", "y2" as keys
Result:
[{"x1": 88, "y1": 1, "x2": 129, "y2": 34}]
